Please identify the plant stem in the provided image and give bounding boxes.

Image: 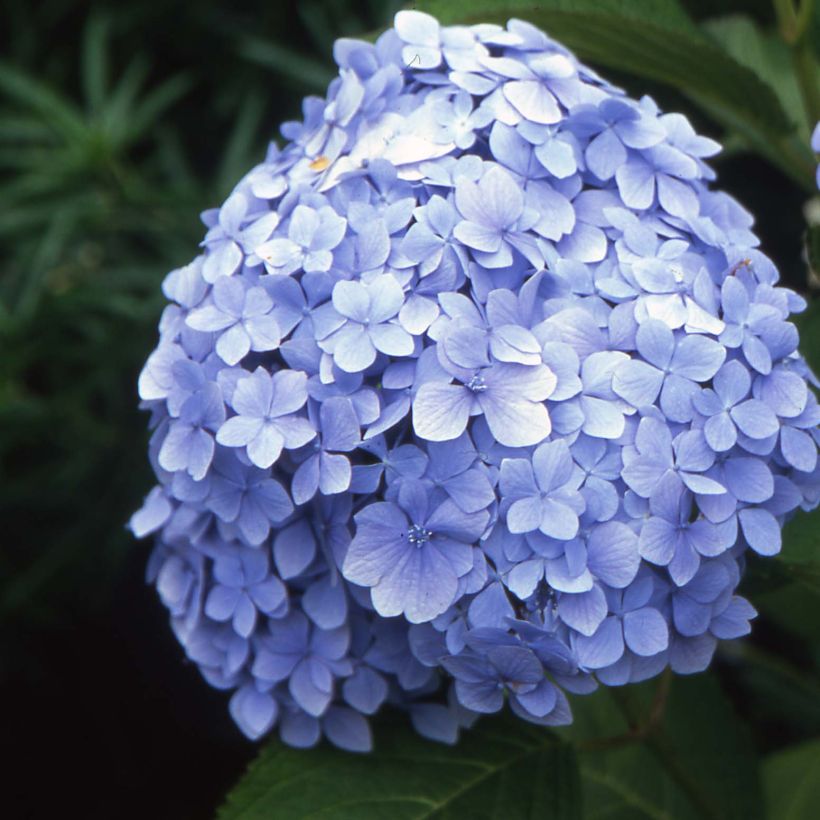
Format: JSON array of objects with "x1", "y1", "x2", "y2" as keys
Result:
[
  {"x1": 794, "y1": 39, "x2": 820, "y2": 128},
  {"x1": 774, "y1": 0, "x2": 800, "y2": 41},
  {"x1": 774, "y1": 0, "x2": 820, "y2": 131},
  {"x1": 577, "y1": 669, "x2": 672, "y2": 752},
  {"x1": 600, "y1": 672, "x2": 723, "y2": 820}
]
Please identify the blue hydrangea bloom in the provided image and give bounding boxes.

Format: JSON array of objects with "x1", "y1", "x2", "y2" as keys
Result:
[{"x1": 130, "y1": 10, "x2": 820, "y2": 752}]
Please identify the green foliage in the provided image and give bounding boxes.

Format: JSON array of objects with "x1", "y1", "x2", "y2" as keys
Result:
[
  {"x1": 568, "y1": 676, "x2": 763, "y2": 820},
  {"x1": 763, "y1": 738, "x2": 820, "y2": 819},
  {"x1": 218, "y1": 713, "x2": 580, "y2": 820},
  {"x1": 0, "y1": 42, "x2": 191, "y2": 316},
  {"x1": 703, "y1": 14, "x2": 818, "y2": 141}
]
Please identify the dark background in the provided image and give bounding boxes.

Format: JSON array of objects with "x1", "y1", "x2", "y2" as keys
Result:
[{"x1": 1, "y1": 1, "x2": 817, "y2": 818}]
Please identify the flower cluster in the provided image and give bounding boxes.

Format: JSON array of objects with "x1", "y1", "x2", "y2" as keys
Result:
[{"x1": 131, "y1": 10, "x2": 820, "y2": 751}]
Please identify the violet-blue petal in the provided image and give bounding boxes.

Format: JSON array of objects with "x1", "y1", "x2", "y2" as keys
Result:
[{"x1": 623, "y1": 607, "x2": 669, "y2": 656}]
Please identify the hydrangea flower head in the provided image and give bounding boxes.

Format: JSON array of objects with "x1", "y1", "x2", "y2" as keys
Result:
[{"x1": 131, "y1": 10, "x2": 820, "y2": 751}]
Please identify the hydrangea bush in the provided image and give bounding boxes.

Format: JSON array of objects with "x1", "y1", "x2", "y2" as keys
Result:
[{"x1": 130, "y1": 10, "x2": 820, "y2": 751}]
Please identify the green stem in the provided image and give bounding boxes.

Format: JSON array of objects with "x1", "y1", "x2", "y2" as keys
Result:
[
  {"x1": 774, "y1": 0, "x2": 820, "y2": 132},
  {"x1": 795, "y1": 0, "x2": 815, "y2": 37},
  {"x1": 794, "y1": 39, "x2": 820, "y2": 128},
  {"x1": 578, "y1": 669, "x2": 672, "y2": 752},
  {"x1": 774, "y1": 0, "x2": 800, "y2": 41},
  {"x1": 605, "y1": 676, "x2": 723, "y2": 820}
]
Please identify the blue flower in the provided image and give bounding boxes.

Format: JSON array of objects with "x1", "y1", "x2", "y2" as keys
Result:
[
  {"x1": 204, "y1": 450, "x2": 293, "y2": 546},
  {"x1": 719, "y1": 275, "x2": 798, "y2": 375},
  {"x1": 252, "y1": 611, "x2": 352, "y2": 717},
  {"x1": 318, "y1": 275, "x2": 414, "y2": 373},
  {"x1": 434, "y1": 89, "x2": 493, "y2": 150},
  {"x1": 452, "y1": 165, "x2": 533, "y2": 268},
  {"x1": 186, "y1": 277, "x2": 281, "y2": 366},
  {"x1": 693, "y1": 360, "x2": 779, "y2": 451},
  {"x1": 622, "y1": 416, "x2": 727, "y2": 499},
  {"x1": 205, "y1": 547, "x2": 288, "y2": 638},
  {"x1": 343, "y1": 480, "x2": 488, "y2": 623},
  {"x1": 586, "y1": 573, "x2": 669, "y2": 681},
  {"x1": 412, "y1": 320, "x2": 556, "y2": 447},
  {"x1": 615, "y1": 143, "x2": 701, "y2": 217},
  {"x1": 158, "y1": 383, "x2": 225, "y2": 480},
  {"x1": 639, "y1": 473, "x2": 737, "y2": 585},
  {"x1": 443, "y1": 631, "x2": 569, "y2": 724},
  {"x1": 291, "y1": 396, "x2": 361, "y2": 504},
  {"x1": 131, "y1": 10, "x2": 820, "y2": 748},
  {"x1": 566, "y1": 98, "x2": 665, "y2": 181},
  {"x1": 499, "y1": 439, "x2": 585, "y2": 540},
  {"x1": 423, "y1": 434, "x2": 495, "y2": 514},
  {"x1": 258, "y1": 204, "x2": 347, "y2": 276},
  {"x1": 613, "y1": 318, "x2": 726, "y2": 421},
  {"x1": 399, "y1": 194, "x2": 468, "y2": 278},
  {"x1": 216, "y1": 367, "x2": 315, "y2": 469},
  {"x1": 201, "y1": 192, "x2": 280, "y2": 282}
]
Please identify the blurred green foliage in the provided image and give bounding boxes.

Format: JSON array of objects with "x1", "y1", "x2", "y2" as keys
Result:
[{"x1": 0, "y1": 1, "x2": 819, "y2": 817}]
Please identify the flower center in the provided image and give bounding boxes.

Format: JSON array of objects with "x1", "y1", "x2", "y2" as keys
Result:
[
  {"x1": 407, "y1": 524, "x2": 433, "y2": 547},
  {"x1": 466, "y1": 373, "x2": 487, "y2": 392}
]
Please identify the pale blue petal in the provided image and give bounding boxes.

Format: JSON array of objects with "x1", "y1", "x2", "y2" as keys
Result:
[
  {"x1": 731, "y1": 399, "x2": 780, "y2": 439},
  {"x1": 574, "y1": 616, "x2": 624, "y2": 669},
  {"x1": 585, "y1": 128, "x2": 626, "y2": 180},
  {"x1": 504, "y1": 80, "x2": 560, "y2": 124},
  {"x1": 334, "y1": 326, "x2": 377, "y2": 373},
  {"x1": 332, "y1": 281, "x2": 370, "y2": 323},
  {"x1": 413, "y1": 382, "x2": 472, "y2": 441},
  {"x1": 372, "y1": 542, "x2": 459, "y2": 623},
  {"x1": 558, "y1": 585, "x2": 607, "y2": 636},
  {"x1": 507, "y1": 496, "x2": 544, "y2": 534},
  {"x1": 615, "y1": 158, "x2": 655, "y2": 209},
  {"x1": 217, "y1": 415, "x2": 264, "y2": 447},
  {"x1": 670, "y1": 335, "x2": 726, "y2": 381},
  {"x1": 479, "y1": 392, "x2": 551, "y2": 448},
  {"x1": 635, "y1": 319, "x2": 674, "y2": 369},
  {"x1": 612, "y1": 360, "x2": 663, "y2": 407},
  {"x1": 623, "y1": 607, "x2": 668, "y2": 656},
  {"x1": 704, "y1": 412, "x2": 737, "y2": 452},
  {"x1": 586, "y1": 521, "x2": 639, "y2": 587},
  {"x1": 739, "y1": 508, "x2": 781, "y2": 556}
]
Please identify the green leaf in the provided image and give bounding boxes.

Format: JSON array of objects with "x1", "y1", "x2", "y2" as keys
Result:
[
  {"x1": 81, "y1": 15, "x2": 110, "y2": 115},
  {"x1": 125, "y1": 72, "x2": 192, "y2": 145},
  {"x1": 565, "y1": 674, "x2": 764, "y2": 820},
  {"x1": 239, "y1": 36, "x2": 336, "y2": 92},
  {"x1": 216, "y1": 92, "x2": 268, "y2": 196},
  {"x1": 0, "y1": 62, "x2": 87, "y2": 144},
  {"x1": 703, "y1": 15, "x2": 818, "y2": 141},
  {"x1": 794, "y1": 296, "x2": 820, "y2": 372},
  {"x1": 719, "y1": 640, "x2": 820, "y2": 738},
  {"x1": 655, "y1": 674, "x2": 764, "y2": 820},
  {"x1": 763, "y1": 739, "x2": 820, "y2": 819},
  {"x1": 779, "y1": 509, "x2": 820, "y2": 569},
  {"x1": 218, "y1": 713, "x2": 581, "y2": 820},
  {"x1": 417, "y1": 0, "x2": 815, "y2": 188}
]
